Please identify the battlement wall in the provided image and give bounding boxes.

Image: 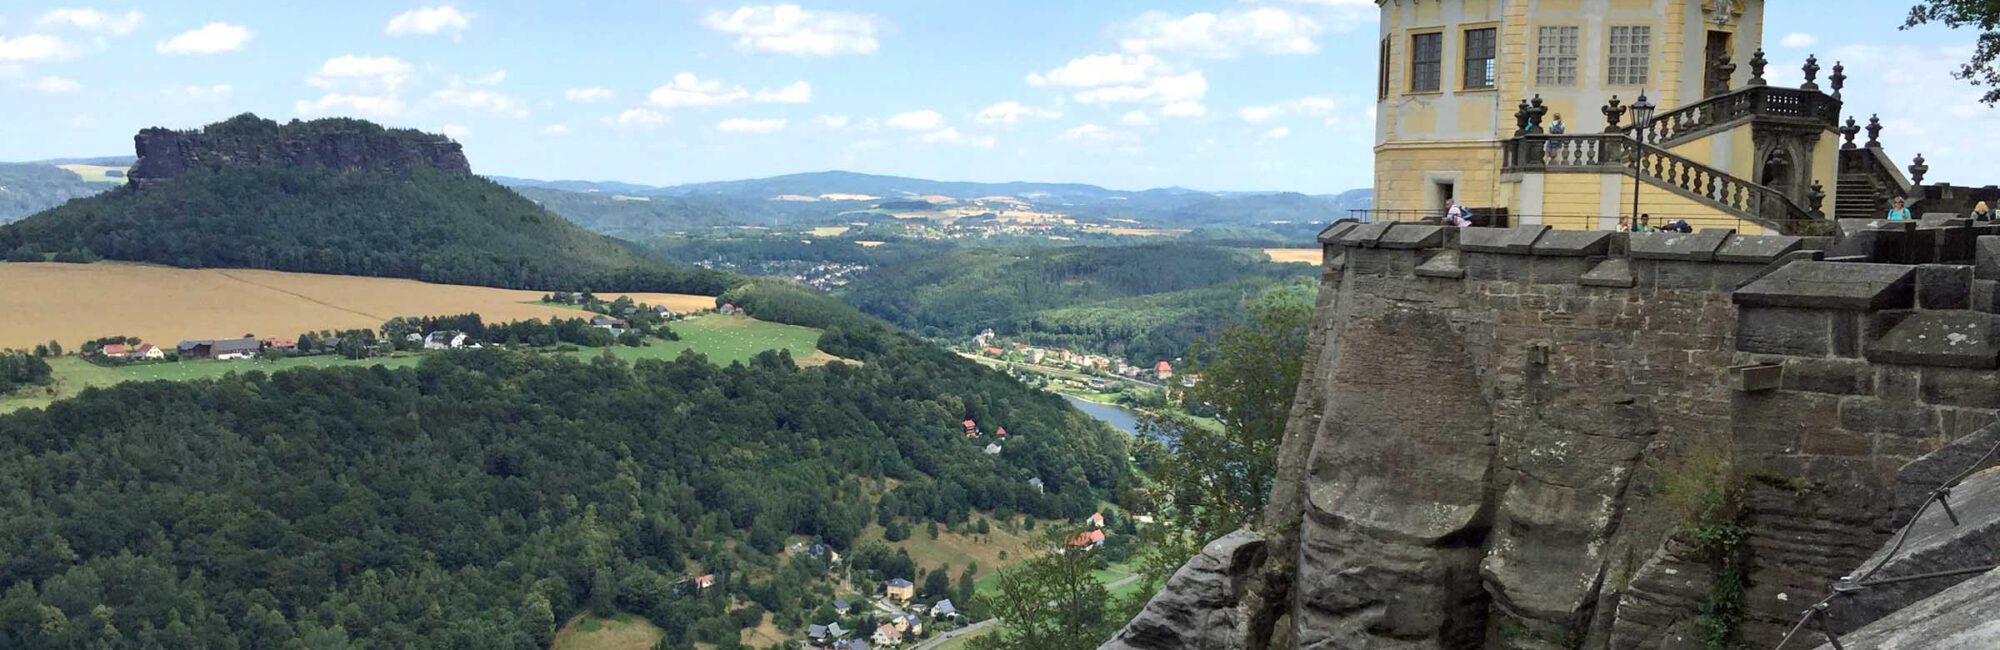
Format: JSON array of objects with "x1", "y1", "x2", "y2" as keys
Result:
[{"x1": 1283, "y1": 221, "x2": 2000, "y2": 645}]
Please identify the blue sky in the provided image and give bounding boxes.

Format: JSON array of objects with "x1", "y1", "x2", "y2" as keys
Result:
[{"x1": 0, "y1": 1, "x2": 1990, "y2": 193}]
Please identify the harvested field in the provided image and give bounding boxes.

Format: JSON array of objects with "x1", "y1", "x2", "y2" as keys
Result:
[
  {"x1": 0, "y1": 262, "x2": 715, "y2": 350},
  {"x1": 1261, "y1": 248, "x2": 1323, "y2": 264}
]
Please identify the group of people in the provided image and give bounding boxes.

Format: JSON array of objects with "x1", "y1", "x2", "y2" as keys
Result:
[
  {"x1": 1883, "y1": 197, "x2": 1997, "y2": 222},
  {"x1": 1619, "y1": 213, "x2": 1693, "y2": 233}
]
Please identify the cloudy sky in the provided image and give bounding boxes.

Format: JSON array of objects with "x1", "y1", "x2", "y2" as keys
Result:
[{"x1": 0, "y1": 1, "x2": 1989, "y2": 192}]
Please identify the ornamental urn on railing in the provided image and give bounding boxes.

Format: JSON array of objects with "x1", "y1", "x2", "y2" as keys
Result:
[
  {"x1": 1526, "y1": 94, "x2": 1548, "y2": 134},
  {"x1": 1800, "y1": 55, "x2": 1821, "y2": 91},
  {"x1": 1747, "y1": 48, "x2": 1769, "y2": 85},
  {"x1": 1514, "y1": 99, "x2": 1532, "y2": 136},
  {"x1": 1829, "y1": 61, "x2": 1846, "y2": 99},
  {"x1": 1866, "y1": 114, "x2": 1883, "y2": 148},
  {"x1": 1602, "y1": 95, "x2": 1627, "y2": 133},
  {"x1": 1909, "y1": 153, "x2": 1928, "y2": 185},
  {"x1": 1808, "y1": 180, "x2": 1827, "y2": 217},
  {"x1": 1839, "y1": 116, "x2": 1861, "y2": 150}
]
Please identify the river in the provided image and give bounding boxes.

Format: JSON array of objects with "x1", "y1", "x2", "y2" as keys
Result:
[{"x1": 1061, "y1": 394, "x2": 1149, "y2": 437}]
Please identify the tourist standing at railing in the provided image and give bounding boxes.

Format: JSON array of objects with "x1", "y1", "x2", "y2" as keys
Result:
[
  {"x1": 1886, "y1": 196, "x2": 1911, "y2": 221},
  {"x1": 1633, "y1": 213, "x2": 1657, "y2": 232},
  {"x1": 1974, "y1": 201, "x2": 1992, "y2": 222}
]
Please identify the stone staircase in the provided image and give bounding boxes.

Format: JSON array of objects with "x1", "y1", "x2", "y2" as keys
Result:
[{"x1": 1836, "y1": 173, "x2": 1882, "y2": 221}]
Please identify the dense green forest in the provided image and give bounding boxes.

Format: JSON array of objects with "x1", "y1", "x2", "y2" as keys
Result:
[
  {"x1": 0, "y1": 290, "x2": 1128, "y2": 648},
  {"x1": 839, "y1": 244, "x2": 1316, "y2": 363},
  {"x1": 0, "y1": 352, "x2": 52, "y2": 394},
  {"x1": 0, "y1": 166, "x2": 736, "y2": 294},
  {"x1": 0, "y1": 164, "x2": 115, "y2": 224}
]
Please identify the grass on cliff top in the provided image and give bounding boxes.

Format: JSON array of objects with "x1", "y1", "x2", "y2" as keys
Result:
[{"x1": 551, "y1": 613, "x2": 663, "y2": 650}]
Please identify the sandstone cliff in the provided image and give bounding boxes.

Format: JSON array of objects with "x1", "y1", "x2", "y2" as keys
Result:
[
  {"x1": 1108, "y1": 219, "x2": 2000, "y2": 649},
  {"x1": 128, "y1": 113, "x2": 470, "y2": 187}
]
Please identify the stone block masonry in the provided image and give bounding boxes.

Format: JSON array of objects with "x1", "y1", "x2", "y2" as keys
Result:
[{"x1": 1101, "y1": 224, "x2": 2000, "y2": 650}]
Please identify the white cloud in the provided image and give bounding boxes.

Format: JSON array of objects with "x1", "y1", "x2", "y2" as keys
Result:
[
  {"x1": 1118, "y1": 8, "x2": 1321, "y2": 59},
  {"x1": 1119, "y1": 111, "x2": 1154, "y2": 126},
  {"x1": 1029, "y1": 53, "x2": 1207, "y2": 108},
  {"x1": 30, "y1": 75, "x2": 79, "y2": 93},
  {"x1": 815, "y1": 114, "x2": 850, "y2": 129},
  {"x1": 1263, "y1": 126, "x2": 1292, "y2": 139},
  {"x1": 439, "y1": 124, "x2": 470, "y2": 140},
  {"x1": 1780, "y1": 32, "x2": 1816, "y2": 49},
  {"x1": 753, "y1": 80, "x2": 812, "y2": 104},
  {"x1": 157, "y1": 22, "x2": 250, "y2": 55},
  {"x1": 386, "y1": 6, "x2": 472, "y2": 38},
  {"x1": 915, "y1": 127, "x2": 995, "y2": 149},
  {"x1": 718, "y1": 117, "x2": 788, "y2": 134},
  {"x1": 976, "y1": 101, "x2": 1061, "y2": 125},
  {"x1": 1161, "y1": 101, "x2": 1208, "y2": 117},
  {"x1": 1238, "y1": 96, "x2": 1337, "y2": 123},
  {"x1": 540, "y1": 123, "x2": 570, "y2": 136},
  {"x1": 704, "y1": 4, "x2": 879, "y2": 57},
  {"x1": 309, "y1": 55, "x2": 411, "y2": 92},
  {"x1": 471, "y1": 70, "x2": 505, "y2": 85},
  {"x1": 169, "y1": 84, "x2": 232, "y2": 100},
  {"x1": 888, "y1": 109, "x2": 946, "y2": 131},
  {"x1": 646, "y1": 73, "x2": 810, "y2": 108},
  {"x1": 0, "y1": 34, "x2": 72, "y2": 62},
  {"x1": 1063, "y1": 124, "x2": 1112, "y2": 143},
  {"x1": 604, "y1": 108, "x2": 667, "y2": 128},
  {"x1": 36, "y1": 9, "x2": 142, "y2": 35},
  {"x1": 431, "y1": 88, "x2": 528, "y2": 118},
  {"x1": 565, "y1": 87, "x2": 615, "y2": 103},
  {"x1": 294, "y1": 93, "x2": 405, "y2": 118}
]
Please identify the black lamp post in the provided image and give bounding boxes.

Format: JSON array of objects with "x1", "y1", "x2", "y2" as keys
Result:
[{"x1": 1629, "y1": 91, "x2": 1658, "y2": 226}]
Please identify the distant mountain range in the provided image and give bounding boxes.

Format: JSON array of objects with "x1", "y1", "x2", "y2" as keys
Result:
[{"x1": 492, "y1": 170, "x2": 1372, "y2": 238}]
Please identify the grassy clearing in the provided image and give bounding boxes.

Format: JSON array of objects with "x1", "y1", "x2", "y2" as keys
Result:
[
  {"x1": 810, "y1": 226, "x2": 851, "y2": 237},
  {"x1": 0, "y1": 262, "x2": 714, "y2": 350},
  {"x1": 551, "y1": 613, "x2": 664, "y2": 650},
  {"x1": 972, "y1": 558, "x2": 1139, "y2": 601},
  {"x1": 58, "y1": 164, "x2": 128, "y2": 184},
  {"x1": 1262, "y1": 248, "x2": 1322, "y2": 264},
  {"x1": 855, "y1": 513, "x2": 1051, "y2": 585},
  {"x1": 1, "y1": 314, "x2": 827, "y2": 414}
]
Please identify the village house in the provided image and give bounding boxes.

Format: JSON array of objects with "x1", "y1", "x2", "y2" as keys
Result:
[
  {"x1": 993, "y1": 426, "x2": 1008, "y2": 438},
  {"x1": 423, "y1": 331, "x2": 470, "y2": 350},
  {"x1": 962, "y1": 419, "x2": 979, "y2": 438},
  {"x1": 931, "y1": 599, "x2": 958, "y2": 619},
  {"x1": 1069, "y1": 529, "x2": 1107, "y2": 549},
  {"x1": 884, "y1": 578, "x2": 915, "y2": 603},
  {"x1": 133, "y1": 343, "x2": 164, "y2": 360},
  {"x1": 1088, "y1": 512, "x2": 1105, "y2": 528},
  {"x1": 99, "y1": 344, "x2": 130, "y2": 358},
  {"x1": 984, "y1": 443, "x2": 1002, "y2": 455},
  {"x1": 871, "y1": 624, "x2": 902, "y2": 646},
  {"x1": 178, "y1": 337, "x2": 262, "y2": 361},
  {"x1": 1027, "y1": 477, "x2": 1044, "y2": 492},
  {"x1": 1154, "y1": 360, "x2": 1173, "y2": 380},
  {"x1": 589, "y1": 316, "x2": 628, "y2": 334},
  {"x1": 694, "y1": 574, "x2": 716, "y2": 590}
]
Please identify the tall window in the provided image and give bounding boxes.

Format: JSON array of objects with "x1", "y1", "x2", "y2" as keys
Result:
[
  {"x1": 1463, "y1": 27, "x2": 1497, "y2": 89},
  {"x1": 1536, "y1": 26, "x2": 1579, "y2": 86},
  {"x1": 1378, "y1": 38, "x2": 1391, "y2": 99},
  {"x1": 1410, "y1": 32, "x2": 1442, "y2": 92},
  {"x1": 1608, "y1": 26, "x2": 1653, "y2": 85}
]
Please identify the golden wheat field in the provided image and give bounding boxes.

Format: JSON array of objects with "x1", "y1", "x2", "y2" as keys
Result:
[
  {"x1": 0, "y1": 262, "x2": 717, "y2": 350},
  {"x1": 1262, "y1": 248, "x2": 1323, "y2": 264}
]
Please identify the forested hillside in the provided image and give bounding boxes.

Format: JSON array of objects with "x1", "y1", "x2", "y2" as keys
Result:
[
  {"x1": 840, "y1": 244, "x2": 1315, "y2": 362},
  {"x1": 0, "y1": 305, "x2": 1128, "y2": 648},
  {"x1": 0, "y1": 164, "x2": 115, "y2": 224}
]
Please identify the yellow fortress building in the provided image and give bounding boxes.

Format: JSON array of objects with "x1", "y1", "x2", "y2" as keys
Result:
[{"x1": 1370, "y1": 0, "x2": 1918, "y2": 234}]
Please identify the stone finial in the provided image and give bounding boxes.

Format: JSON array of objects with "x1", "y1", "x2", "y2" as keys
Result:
[
  {"x1": 1808, "y1": 180, "x2": 1827, "y2": 217},
  {"x1": 1747, "y1": 48, "x2": 1769, "y2": 86},
  {"x1": 1829, "y1": 61, "x2": 1846, "y2": 99},
  {"x1": 1866, "y1": 114, "x2": 1884, "y2": 148},
  {"x1": 1602, "y1": 95, "x2": 1627, "y2": 133},
  {"x1": 1714, "y1": 54, "x2": 1738, "y2": 95},
  {"x1": 1527, "y1": 94, "x2": 1548, "y2": 134},
  {"x1": 1910, "y1": 153, "x2": 1929, "y2": 185},
  {"x1": 1840, "y1": 116, "x2": 1861, "y2": 150},
  {"x1": 1801, "y1": 54, "x2": 1821, "y2": 91},
  {"x1": 1514, "y1": 99, "x2": 1531, "y2": 136}
]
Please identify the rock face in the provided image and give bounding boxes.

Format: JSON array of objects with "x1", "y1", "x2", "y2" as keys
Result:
[
  {"x1": 128, "y1": 113, "x2": 470, "y2": 187},
  {"x1": 1809, "y1": 567, "x2": 2000, "y2": 649},
  {"x1": 1100, "y1": 531, "x2": 1269, "y2": 650},
  {"x1": 1109, "y1": 224, "x2": 2000, "y2": 650}
]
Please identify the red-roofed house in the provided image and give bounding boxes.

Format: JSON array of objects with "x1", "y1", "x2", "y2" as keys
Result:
[
  {"x1": 1087, "y1": 512, "x2": 1104, "y2": 528},
  {"x1": 265, "y1": 338, "x2": 297, "y2": 350},
  {"x1": 100, "y1": 344, "x2": 130, "y2": 358},
  {"x1": 1154, "y1": 361, "x2": 1174, "y2": 380},
  {"x1": 1069, "y1": 529, "x2": 1106, "y2": 549},
  {"x1": 963, "y1": 419, "x2": 980, "y2": 438},
  {"x1": 134, "y1": 344, "x2": 164, "y2": 360},
  {"x1": 994, "y1": 426, "x2": 1008, "y2": 438},
  {"x1": 984, "y1": 346, "x2": 1004, "y2": 357},
  {"x1": 694, "y1": 574, "x2": 716, "y2": 590}
]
